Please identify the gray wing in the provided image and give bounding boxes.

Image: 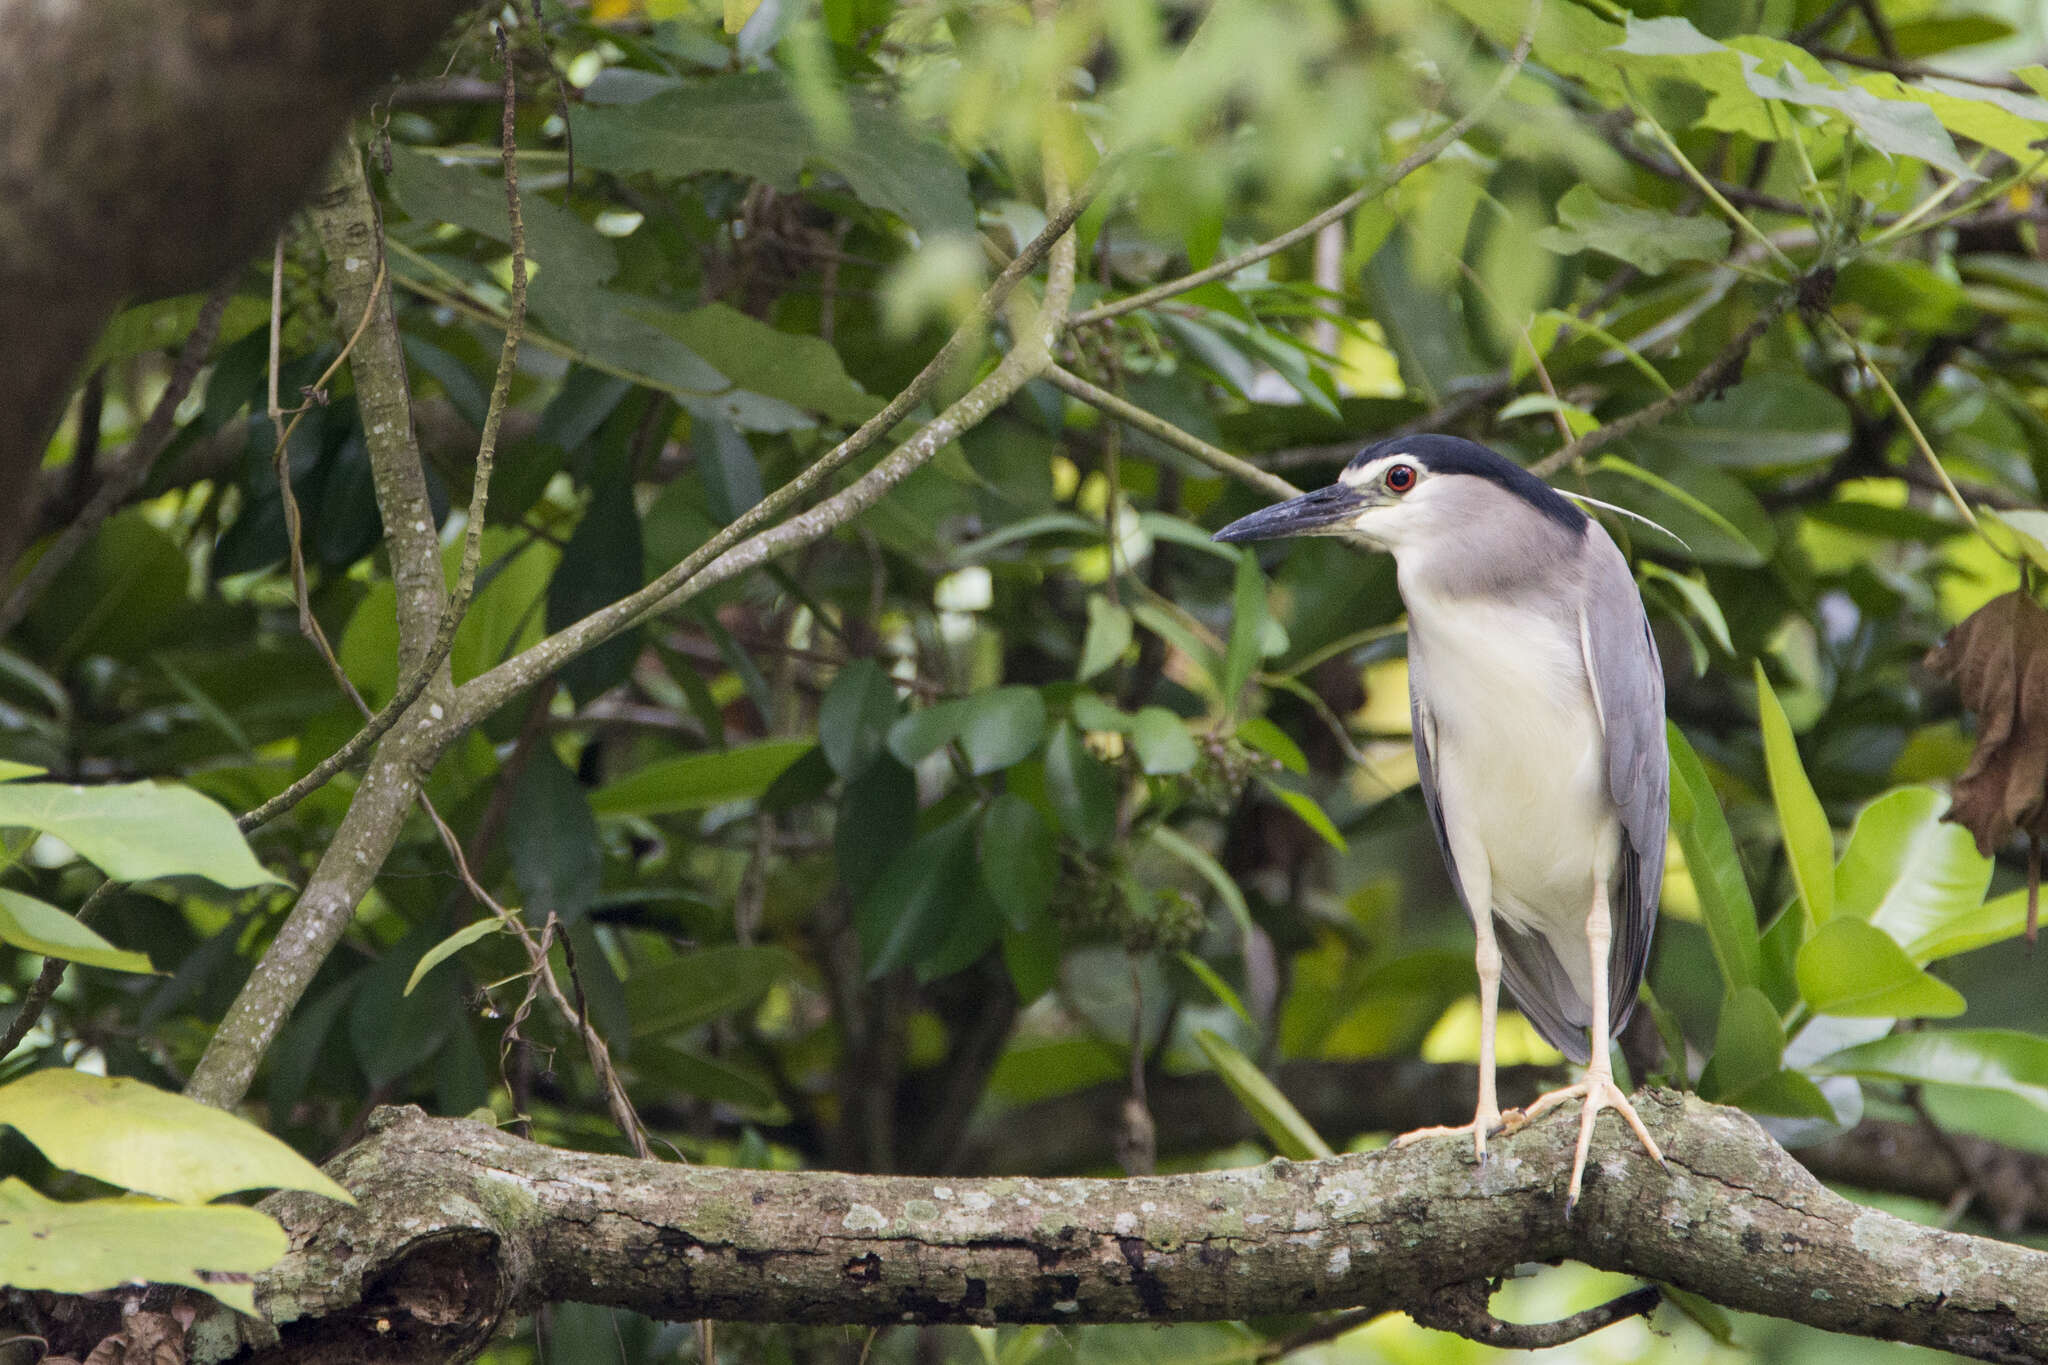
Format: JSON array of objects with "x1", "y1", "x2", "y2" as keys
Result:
[
  {"x1": 1409, "y1": 645, "x2": 1595, "y2": 1064},
  {"x1": 1579, "y1": 550, "x2": 1670, "y2": 1046}
]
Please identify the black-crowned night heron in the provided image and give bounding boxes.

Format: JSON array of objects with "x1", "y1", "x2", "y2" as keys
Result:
[{"x1": 1214, "y1": 435, "x2": 1669, "y2": 1211}]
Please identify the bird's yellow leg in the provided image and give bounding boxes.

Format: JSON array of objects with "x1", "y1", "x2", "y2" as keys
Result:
[
  {"x1": 1394, "y1": 912, "x2": 1504, "y2": 1162},
  {"x1": 1511, "y1": 881, "x2": 1666, "y2": 1213}
]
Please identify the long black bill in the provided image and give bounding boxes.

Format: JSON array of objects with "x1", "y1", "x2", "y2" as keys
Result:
[{"x1": 1211, "y1": 483, "x2": 1365, "y2": 544}]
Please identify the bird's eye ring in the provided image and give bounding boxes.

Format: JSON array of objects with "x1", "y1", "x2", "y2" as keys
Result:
[{"x1": 1383, "y1": 463, "x2": 1417, "y2": 494}]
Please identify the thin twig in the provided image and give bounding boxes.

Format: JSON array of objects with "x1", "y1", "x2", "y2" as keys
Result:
[
  {"x1": 1044, "y1": 364, "x2": 1300, "y2": 501},
  {"x1": 0, "y1": 880, "x2": 121, "y2": 1063},
  {"x1": 240, "y1": 42, "x2": 531, "y2": 834},
  {"x1": 1410, "y1": 1281, "x2": 1662, "y2": 1349},
  {"x1": 1531, "y1": 288, "x2": 1797, "y2": 477},
  {"x1": 1068, "y1": 0, "x2": 1541, "y2": 327},
  {"x1": 0, "y1": 281, "x2": 236, "y2": 639},
  {"x1": 1805, "y1": 46, "x2": 2030, "y2": 92}
]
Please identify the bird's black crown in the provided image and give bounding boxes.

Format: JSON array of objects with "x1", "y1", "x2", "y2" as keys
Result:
[{"x1": 1347, "y1": 434, "x2": 1584, "y2": 535}]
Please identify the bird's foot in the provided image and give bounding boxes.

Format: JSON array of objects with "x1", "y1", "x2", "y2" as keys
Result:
[
  {"x1": 1518, "y1": 1074, "x2": 1666, "y2": 1215},
  {"x1": 1391, "y1": 1105, "x2": 1504, "y2": 1163}
]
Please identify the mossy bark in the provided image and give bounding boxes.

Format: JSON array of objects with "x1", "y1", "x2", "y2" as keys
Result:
[{"x1": 220, "y1": 1093, "x2": 2048, "y2": 1364}]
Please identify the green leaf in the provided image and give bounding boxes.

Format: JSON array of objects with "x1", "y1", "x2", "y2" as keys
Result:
[
  {"x1": 956, "y1": 687, "x2": 1048, "y2": 775},
  {"x1": 1222, "y1": 551, "x2": 1269, "y2": 707},
  {"x1": 0, "y1": 889, "x2": 153, "y2": 973},
  {"x1": 1150, "y1": 824, "x2": 1251, "y2": 948},
  {"x1": 386, "y1": 145, "x2": 618, "y2": 292},
  {"x1": 634, "y1": 303, "x2": 881, "y2": 424},
  {"x1": 1698, "y1": 987, "x2": 1786, "y2": 1101},
  {"x1": 1745, "y1": 59, "x2": 1976, "y2": 180},
  {"x1": 590, "y1": 740, "x2": 814, "y2": 816},
  {"x1": 1814, "y1": 1029, "x2": 2048, "y2": 1115},
  {"x1": 819, "y1": 659, "x2": 900, "y2": 779},
  {"x1": 405, "y1": 918, "x2": 507, "y2": 996},
  {"x1": 0, "y1": 1070, "x2": 352, "y2": 1205},
  {"x1": 836, "y1": 756, "x2": 917, "y2": 898},
  {"x1": 505, "y1": 746, "x2": 603, "y2": 924},
  {"x1": 0, "y1": 1178, "x2": 286, "y2": 1314},
  {"x1": 1258, "y1": 778, "x2": 1347, "y2": 853},
  {"x1": 1640, "y1": 563, "x2": 1734, "y2": 656},
  {"x1": 1794, "y1": 918, "x2": 1966, "y2": 1018},
  {"x1": 980, "y1": 794, "x2": 1058, "y2": 932},
  {"x1": 1178, "y1": 953, "x2": 1255, "y2": 1031},
  {"x1": 573, "y1": 72, "x2": 973, "y2": 239},
  {"x1": 1834, "y1": 787, "x2": 1994, "y2": 956},
  {"x1": 1641, "y1": 376, "x2": 1850, "y2": 472},
  {"x1": 1667, "y1": 726, "x2": 1762, "y2": 994},
  {"x1": 0, "y1": 781, "x2": 280, "y2": 890},
  {"x1": 855, "y1": 812, "x2": 981, "y2": 978},
  {"x1": 1002, "y1": 914, "x2": 1063, "y2": 1005},
  {"x1": 1077, "y1": 596, "x2": 1134, "y2": 681},
  {"x1": 1754, "y1": 662, "x2": 1835, "y2": 929},
  {"x1": 888, "y1": 699, "x2": 966, "y2": 766},
  {"x1": 1238, "y1": 715, "x2": 1307, "y2": 775},
  {"x1": 1585, "y1": 455, "x2": 1774, "y2": 565},
  {"x1": 1044, "y1": 723, "x2": 1115, "y2": 851},
  {"x1": 623, "y1": 945, "x2": 796, "y2": 1037},
  {"x1": 629, "y1": 1044, "x2": 783, "y2": 1114},
  {"x1": 1534, "y1": 185, "x2": 1731, "y2": 274},
  {"x1": 1129, "y1": 707, "x2": 1199, "y2": 776},
  {"x1": 1904, "y1": 886, "x2": 2037, "y2": 963},
  {"x1": 1194, "y1": 1029, "x2": 1332, "y2": 1161},
  {"x1": 547, "y1": 479, "x2": 646, "y2": 707}
]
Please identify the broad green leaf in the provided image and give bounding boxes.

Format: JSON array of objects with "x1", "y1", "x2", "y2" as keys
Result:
[
  {"x1": 1179, "y1": 953, "x2": 1256, "y2": 1031},
  {"x1": 0, "y1": 1070, "x2": 351, "y2": 1204},
  {"x1": 980, "y1": 794, "x2": 1057, "y2": 932},
  {"x1": 956, "y1": 687, "x2": 1047, "y2": 775},
  {"x1": 505, "y1": 746, "x2": 603, "y2": 924},
  {"x1": 1905, "y1": 886, "x2": 2036, "y2": 963},
  {"x1": 1754, "y1": 663, "x2": 1834, "y2": 928},
  {"x1": 0, "y1": 1179, "x2": 286, "y2": 1314},
  {"x1": 0, "y1": 781, "x2": 280, "y2": 890},
  {"x1": 1814, "y1": 1029, "x2": 2048, "y2": 1116},
  {"x1": 1151, "y1": 825, "x2": 1251, "y2": 947},
  {"x1": 836, "y1": 756, "x2": 916, "y2": 898},
  {"x1": 888, "y1": 699, "x2": 966, "y2": 766},
  {"x1": 623, "y1": 945, "x2": 795, "y2": 1037},
  {"x1": 1698, "y1": 987, "x2": 1785, "y2": 1101},
  {"x1": 855, "y1": 812, "x2": 980, "y2": 978},
  {"x1": 1258, "y1": 777, "x2": 1346, "y2": 853},
  {"x1": 1986, "y1": 507, "x2": 2048, "y2": 576},
  {"x1": 1238, "y1": 716, "x2": 1307, "y2": 775},
  {"x1": 1129, "y1": 707, "x2": 1199, "y2": 776},
  {"x1": 1745, "y1": 60, "x2": 1976, "y2": 180},
  {"x1": 405, "y1": 918, "x2": 507, "y2": 996},
  {"x1": 573, "y1": 72, "x2": 973, "y2": 239},
  {"x1": 1222, "y1": 551, "x2": 1269, "y2": 708},
  {"x1": 1534, "y1": 185, "x2": 1731, "y2": 274},
  {"x1": 547, "y1": 479, "x2": 645, "y2": 706},
  {"x1": 1002, "y1": 914, "x2": 1063, "y2": 1005},
  {"x1": 386, "y1": 145, "x2": 618, "y2": 291},
  {"x1": 1077, "y1": 596, "x2": 1134, "y2": 680},
  {"x1": 635, "y1": 303, "x2": 881, "y2": 424},
  {"x1": 1666, "y1": 726, "x2": 1762, "y2": 994},
  {"x1": 819, "y1": 659, "x2": 899, "y2": 779},
  {"x1": 1794, "y1": 918, "x2": 1965, "y2": 1018},
  {"x1": 1195, "y1": 1029, "x2": 1332, "y2": 1161},
  {"x1": 1610, "y1": 17, "x2": 1779, "y2": 139},
  {"x1": 629, "y1": 1044, "x2": 782, "y2": 1114},
  {"x1": 1044, "y1": 723, "x2": 1115, "y2": 850},
  {"x1": 0, "y1": 889, "x2": 153, "y2": 974},
  {"x1": 1834, "y1": 788, "x2": 1993, "y2": 955},
  {"x1": 1640, "y1": 376, "x2": 1850, "y2": 472},
  {"x1": 590, "y1": 740, "x2": 814, "y2": 816},
  {"x1": 1129, "y1": 602, "x2": 1222, "y2": 696}
]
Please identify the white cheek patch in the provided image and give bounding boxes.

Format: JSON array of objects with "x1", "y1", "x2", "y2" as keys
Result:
[{"x1": 1338, "y1": 458, "x2": 1385, "y2": 488}]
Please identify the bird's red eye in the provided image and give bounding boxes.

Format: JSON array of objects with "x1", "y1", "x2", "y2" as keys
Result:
[{"x1": 1383, "y1": 463, "x2": 1417, "y2": 493}]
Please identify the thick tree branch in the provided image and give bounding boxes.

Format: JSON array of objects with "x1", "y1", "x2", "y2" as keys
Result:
[
  {"x1": 958, "y1": 1058, "x2": 2048, "y2": 1235},
  {"x1": 218, "y1": 1095, "x2": 2048, "y2": 1363},
  {"x1": 0, "y1": 0, "x2": 475, "y2": 578}
]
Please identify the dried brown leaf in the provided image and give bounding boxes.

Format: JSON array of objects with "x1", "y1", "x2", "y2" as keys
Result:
[{"x1": 1926, "y1": 590, "x2": 2048, "y2": 937}]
